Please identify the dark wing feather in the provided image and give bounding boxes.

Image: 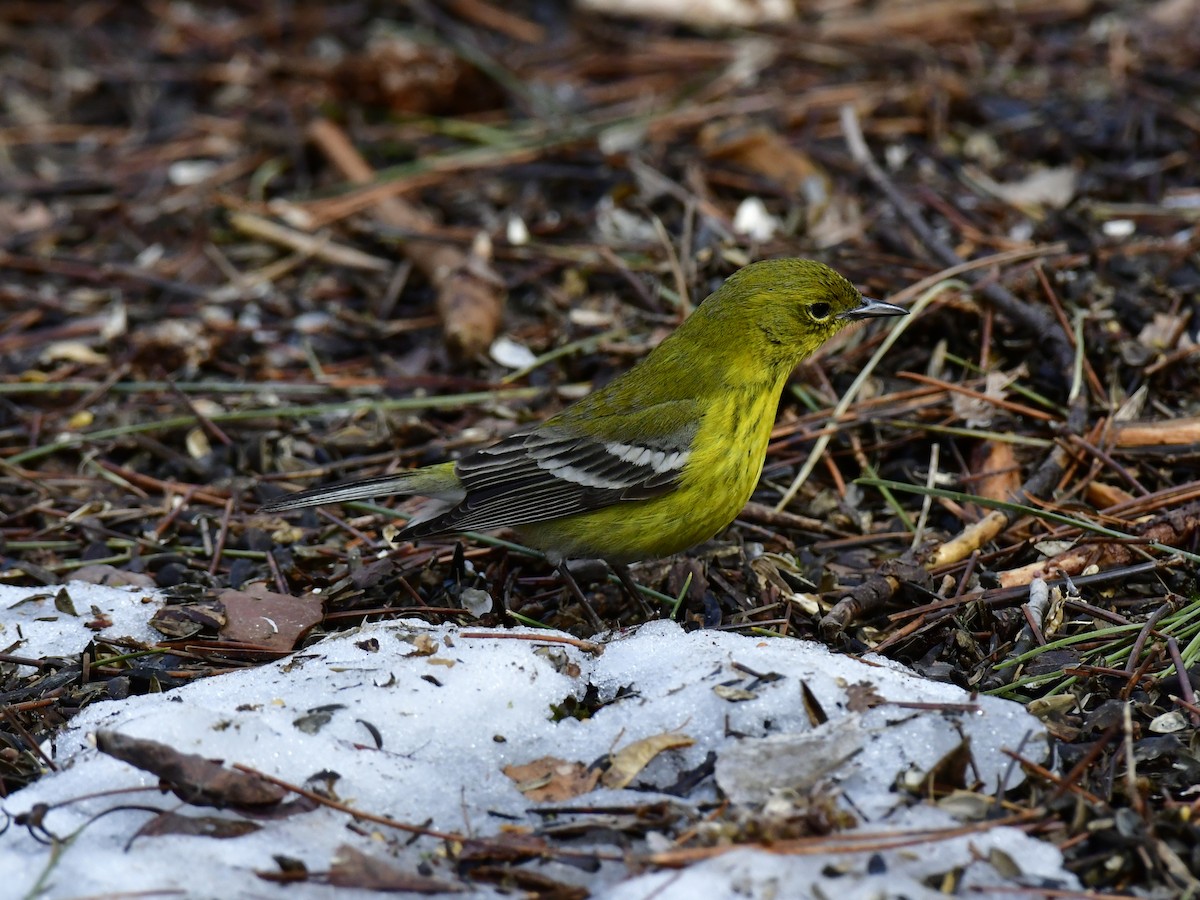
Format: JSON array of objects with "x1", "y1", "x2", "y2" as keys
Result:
[{"x1": 400, "y1": 413, "x2": 698, "y2": 539}]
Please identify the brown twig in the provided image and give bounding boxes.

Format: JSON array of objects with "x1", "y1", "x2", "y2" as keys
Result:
[{"x1": 306, "y1": 118, "x2": 505, "y2": 358}]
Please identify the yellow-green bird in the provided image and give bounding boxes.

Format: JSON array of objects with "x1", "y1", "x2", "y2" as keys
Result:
[{"x1": 261, "y1": 259, "x2": 905, "y2": 570}]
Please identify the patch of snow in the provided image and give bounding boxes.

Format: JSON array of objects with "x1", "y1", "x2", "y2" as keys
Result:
[{"x1": 1, "y1": 585, "x2": 1078, "y2": 898}]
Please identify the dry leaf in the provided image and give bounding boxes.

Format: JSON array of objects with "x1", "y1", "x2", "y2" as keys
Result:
[
  {"x1": 335, "y1": 30, "x2": 495, "y2": 115},
  {"x1": 404, "y1": 633, "x2": 440, "y2": 657},
  {"x1": 1085, "y1": 481, "x2": 1134, "y2": 508},
  {"x1": 844, "y1": 681, "x2": 886, "y2": 713},
  {"x1": 1137, "y1": 310, "x2": 1192, "y2": 351},
  {"x1": 601, "y1": 733, "x2": 695, "y2": 790},
  {"x1": 40, "y1": 341, "x2": 108, "y2": 365},
  {"x1": 133, "y1": 812, "x2": 261, "y2": 841},
  {"x1": 329, "y1": 845, "x2": 462, "y2": 893},
  {"x1": 713, "y1": 684, "x2": 757, "y2": 702},
  {"x1": 900, "y1": 737, "x2": 975, "y2": 795},
  {"x1": 972, "y1": 440, "x2": 1021, "y2": 503},
  {"x1": 967, "y1": 165, "x2": 1078, "y2": 216},
  {"x1": 700, "y1": 121, "x2": 851, "y2": 242},
  {"x1": 96, "y1": 731, "x2": 286, "y2": 809},
  {"x1": 218, "y1": 586, "x2": 322, "y2": 652},
  {"x1": 701, "y1": 123, "x2": 829, "y2": 196},
  {"x1": 503, "y1": 756, "x2": 600, "y2": 802}
]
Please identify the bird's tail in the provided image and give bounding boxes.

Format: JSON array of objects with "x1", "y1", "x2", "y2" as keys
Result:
[{"x1": 258, "y1": 462, "x2": 463, "y2": 513}]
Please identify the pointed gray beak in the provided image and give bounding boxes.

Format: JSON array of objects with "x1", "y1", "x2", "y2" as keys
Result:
[{"x1": 839, "y1": 296, "x2": 908, "y2": 320}]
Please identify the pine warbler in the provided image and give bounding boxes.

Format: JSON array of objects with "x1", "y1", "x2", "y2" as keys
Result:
[{"x1": 261, "y1": 259, "x2": 906, "y2": 564}]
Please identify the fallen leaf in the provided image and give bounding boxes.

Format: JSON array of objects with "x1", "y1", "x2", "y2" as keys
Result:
[
  {"x1": 335, "y1": 30, "x2": 496, "y2": 115},
  {"x1": 96, "y1": 730, "x2": 286, "y2": 809},
  {"x1": 845, "y1": 681, "x2": 886, "y2": 713},
  {"x1": 151, "y1": 600, "x2": 225, "y2": 640},
  {"x1": 713, "y1": 684, "x2": 757, "y2": 702},
  {"x1": 133, "y1": 811, "x2": 262, "y2": 841},
  {"x1": 329, "y1": 844, "x2": 463, "y2": 893},
  {"x1": 972, "y1": 440, "x2": 1021, "y2": 503},
  {"x1": 71, "y1": 565, "x2": 156, "y2": 588},
  {"x1": 1137, "y1": 310, "x2": 1192, "y2": 351},
  {"x1": 53, "y1": 587, "x2": 79, "y2": 616},
  {"x1": 503, "y1": 756, "x2": 600, "y2": 802},
  {"x1": 900, "y1": 736, "x2": 975, "y2": 795},
  {"x1": 1086, "y1": 481, "x2": 1134, "y2": 508},
  {"x1": 218, "y1": 586, "x2": 322, "y2": 651},
  {"x1": 40, "y1": 341, "x2": 108, "y2": 365},
  {"x1": 967, "y1": 165, "x2": 1078, "y2": 216},
  {"x1": 601, "y1": 733, "x2": 695, "y2": 790},
  {"x1": 403, "y1": 633, "x2": 440, "y2": 657}
]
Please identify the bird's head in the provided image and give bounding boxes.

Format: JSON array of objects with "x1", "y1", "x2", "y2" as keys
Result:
[
  {"x1": 608, "y1": 258, "x2": 908, "y2": 403},
  {"x1": 700, "y1": 258, "x2": 906, "y2": 364}
]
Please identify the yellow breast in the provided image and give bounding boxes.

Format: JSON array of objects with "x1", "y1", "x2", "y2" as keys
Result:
[{"x1": 517, "y1": 380, "x2": 781, "y2": 564}]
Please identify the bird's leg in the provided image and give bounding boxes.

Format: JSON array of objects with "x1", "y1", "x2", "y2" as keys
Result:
[
  {"x1": 610, "y1": 562, "x2": 655, "y2": 618},
  {"x1": 556, "y1": 559, "x2": 605, "y2": 632}
]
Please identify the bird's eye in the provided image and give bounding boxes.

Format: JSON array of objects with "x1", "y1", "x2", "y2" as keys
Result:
[{"x1": 809, "y1": 302, "x2": 832, "y2": 321}]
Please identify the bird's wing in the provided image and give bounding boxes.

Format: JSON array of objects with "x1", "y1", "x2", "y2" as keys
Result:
[{"x1": 399, "y1": 400, "x2": 699, "y2": 539}]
